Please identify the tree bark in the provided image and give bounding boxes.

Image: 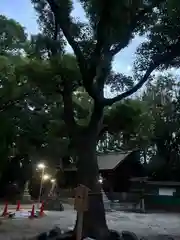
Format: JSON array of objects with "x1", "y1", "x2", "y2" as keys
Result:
[{"x1": 74, "y1": 131, "x2": 110, "y2": 239}]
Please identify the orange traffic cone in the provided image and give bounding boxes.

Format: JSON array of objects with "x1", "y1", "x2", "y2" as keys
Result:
[
  {"x1": 29, "y1": 204, "x2": 35, "y2": 219},
  {"x1": 16, "y1": 200, "x2": 20, "y2": 211},
  {"x1": 2, "y1": 202, "x2": 8, "y2": 217},
  {"x1": 39, "y1": 201, "x2": 45, "y2": 217}
]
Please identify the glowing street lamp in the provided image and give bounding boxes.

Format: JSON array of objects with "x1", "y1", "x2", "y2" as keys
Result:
[
  {"x1": 49, "y1": 178, "x2": 56, "y2": 197},
  {"x1": 98, "y1": 175, "x2": 103, "y2": 184},
  {"x1": 43, "y1": 174, "x2": 50, "y2": 181},
  {"x1": 37, "y1": 163, "x2": 45, "y2": 170}
]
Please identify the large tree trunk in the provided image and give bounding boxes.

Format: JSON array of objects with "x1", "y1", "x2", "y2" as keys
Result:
[{"x1": 74, "y1": 131, "x2": 110, "y2": 239}]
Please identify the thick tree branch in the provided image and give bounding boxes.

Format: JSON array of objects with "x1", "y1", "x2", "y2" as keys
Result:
[
  {"x1": 87, "y1": 6, "x2": 151, "y2": 101},
  {"x1": 89, "y1": 2, "x2": 111, "y2": 81},
  {"x1": 95, "y1": 50, "x2": 112, "y2": 99},
  {"x1": 88, "y1": 101, "x2": 104, "y2": 136},
  {"x1": 46, "y1": 0, "x2": 99, "y2": 100},
  {"x1": 46, "y1": 1, "x2": 86, "y2": 75},
  {"x1": 103, "y1": 63, "x2": 157, "y2": 106},
  {"x1": 104, "y1": 45, "x2": 180, "y2": 106}
]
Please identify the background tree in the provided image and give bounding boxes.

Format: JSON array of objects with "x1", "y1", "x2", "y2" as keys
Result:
[
  {"x1": 0, "y1": 15, "x2": 69, "y2": 198},
  {"x1": 139, "y1": 74, "x2": 180, "y2": 181}
]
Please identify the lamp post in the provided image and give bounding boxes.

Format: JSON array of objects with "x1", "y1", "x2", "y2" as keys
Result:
[
  {"x1": 37, "y1": 163, "x2": 45, "y2": 205},
  {"x1": 48, "y1": 179, "x2": 56, "y2": 197}
]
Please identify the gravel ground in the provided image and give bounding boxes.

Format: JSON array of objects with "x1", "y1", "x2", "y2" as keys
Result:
[{"x1": 0, "y1": 204, "x2": 179, "y2": 239}]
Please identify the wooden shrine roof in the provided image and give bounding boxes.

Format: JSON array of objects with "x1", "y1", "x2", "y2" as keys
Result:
[{"x1": 64, "y1": 151, "x2": 132, "y2": 171}]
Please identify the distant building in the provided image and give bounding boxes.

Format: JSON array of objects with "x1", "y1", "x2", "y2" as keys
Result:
[
  {"x1": 63, "y1": 150, "x2": 144, "y2": 194},
  {"x1": 130, "y1": 178, "x2": 180, "y2": 212}
]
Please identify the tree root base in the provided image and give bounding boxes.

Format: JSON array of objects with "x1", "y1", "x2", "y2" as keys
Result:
[{"x1": 36, "y1": 229, "x2": 141, "y2": 240}]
